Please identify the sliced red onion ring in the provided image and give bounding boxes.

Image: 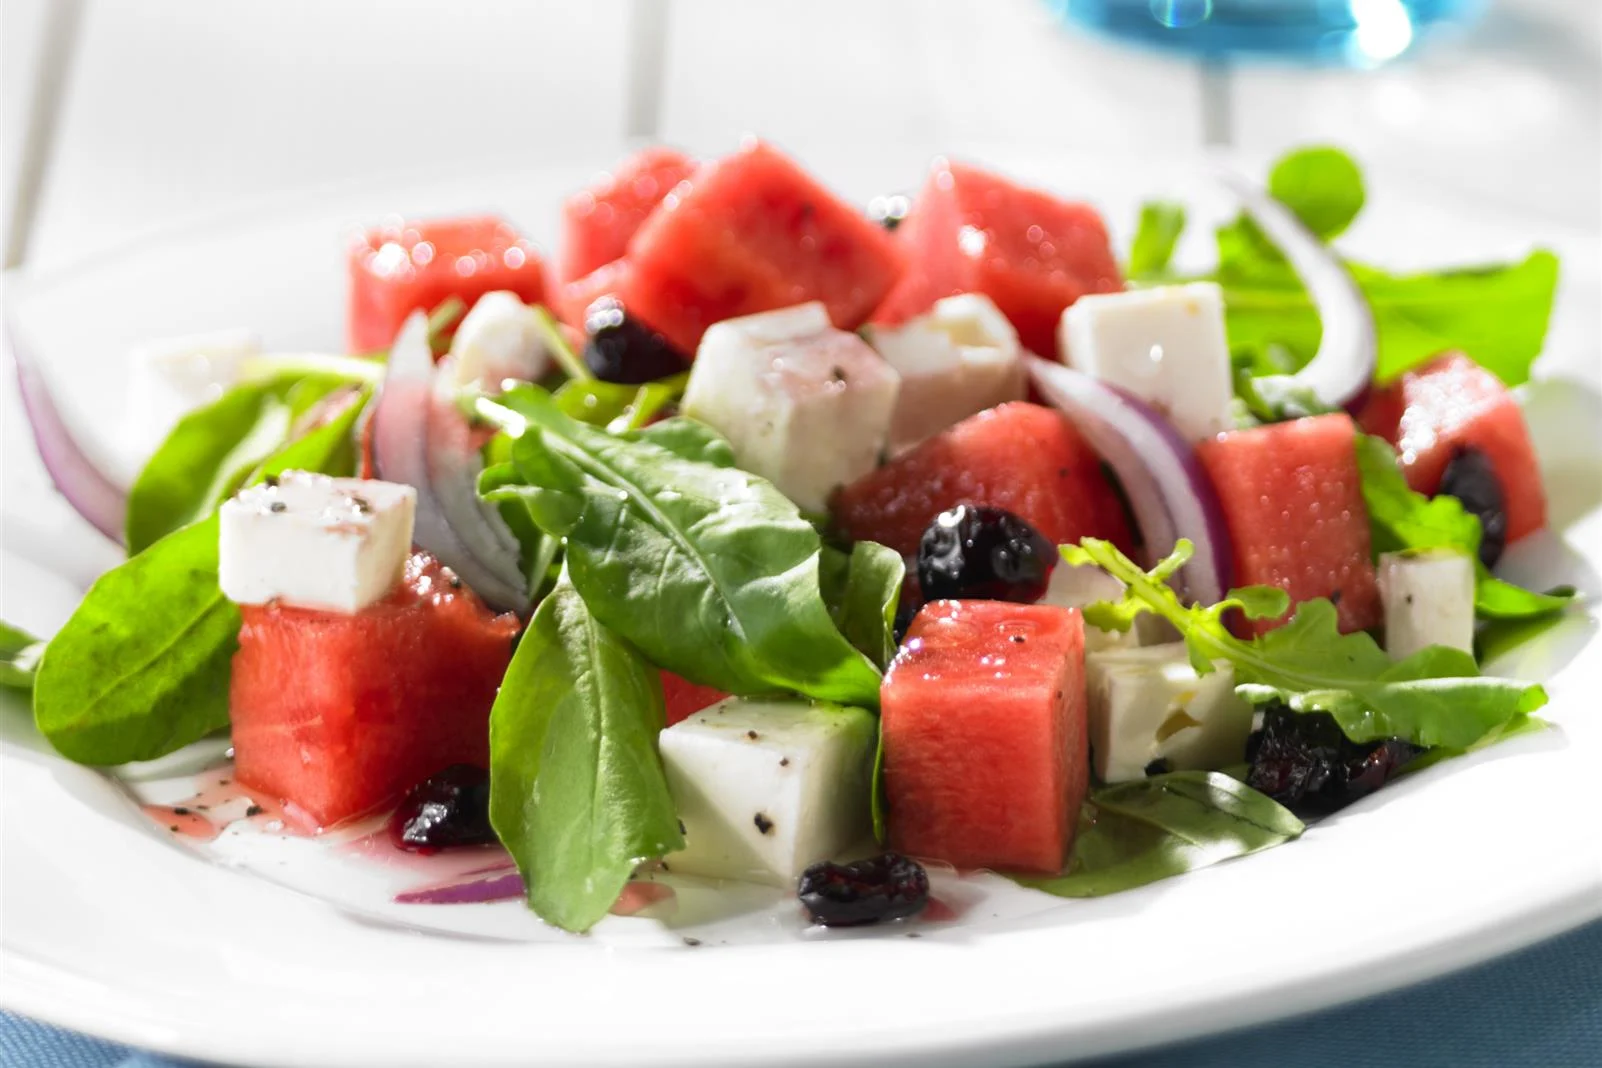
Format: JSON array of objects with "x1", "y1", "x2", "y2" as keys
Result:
[
  {"x1": 394, "y1": 868, "x2": 524, "y2": 905},
  {"x1": 1028, "y1": 356, "x2": 1231, "y2": 605},
  {"x1": 370, "y1": 313, "x2": 529, "y2": 612},
  {"x1": 1214, "y1": 167, "x2": 1377, "y2": 411},
  {"x1": 7, "y1": 323, "x2": 127, "y2": 543}
]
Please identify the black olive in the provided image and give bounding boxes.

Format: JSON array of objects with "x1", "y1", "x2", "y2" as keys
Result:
[
  {"x1": 1437, "y1": 446, "x2": 1508, "y2": 567},
  {"x1": 581, "y1": 296, "x2": 690, "y2": 384}
]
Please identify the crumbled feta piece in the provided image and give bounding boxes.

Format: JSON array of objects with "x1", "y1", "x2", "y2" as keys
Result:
[
  {"x1": 1378, "y1": 549, "x2": 1476, "y2": 660},
  {"x1": 660, "y1": 698, "x2": 876, "y2": 886},
  {"x1": 1085, "y1": 642, "x2": 1253, "y2": 782},
  {"x1": 442, "y1": 291, "x2": 549, "y2": 391},
  {"x1": 683, "y1": 302, "x2": 900, "y2": 512},
  {"x1": 865, "y1": 294, "x2": 1025, "y2": 451},
  {"x1": 126, "y1": 329, "x2": 261, "y2": 451},
  {"x1": 1059, "y1": 282, "x2": 1234, "y2": 443},
  {"x1": 1038, "y1": 562, "x2": 1138, "y2": 652},
  {"x1": 219, "y1": 471, "x2": 417, "y2": 614}
]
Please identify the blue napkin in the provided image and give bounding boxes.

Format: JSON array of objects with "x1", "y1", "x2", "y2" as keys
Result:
[{"x1": 6, "y1": 919, "x2": 1601, "y2": 1067}]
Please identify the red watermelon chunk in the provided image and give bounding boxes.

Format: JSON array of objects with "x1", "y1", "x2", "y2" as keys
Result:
[
  {"x1": 881, "y1": 600, "x2": 1087, "y2": 874},
  {"x1": 872, "y1": 160, "x2": 1123, "y2": 360},
  {"x1": 661, "y1": 671, "x2": 730, "y2": 728},
  {"x1": 617, "y1": 141, "x2": 904, "y2": 355},
  {"x1": 230, "y1": 553, "x2": 519, "y2": 827},
  {"x1": 1357, "y1": 352, "x2": 1546, "y2": 543},
  {"x1": 1197, "y1": 413, "x2": 1381, "y2": 637},
  {"x1": 556, "y1": 258, "x2": 632, "y2": 330},
  {"x1": 831, "y1": 401, "x2": 1132, "y2": 557},
  {"x1": 348, "y1": 215, "x2": 548, "y2": 353},
  {"x1": 559, "y1": 147, "x2": 697, "y2": 286}
]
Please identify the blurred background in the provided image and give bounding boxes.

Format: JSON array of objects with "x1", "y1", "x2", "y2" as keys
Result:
[{"x1": 1, "y1": 0, "x2": 1597, "y2": 276}]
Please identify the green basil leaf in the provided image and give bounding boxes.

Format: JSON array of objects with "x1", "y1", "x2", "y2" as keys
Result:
[
  {"x1": 488, "y1": 387, "x2": 882, "y2": 706},
  {"x1": 1, "y1": 622, "x2": 45, "y2": 690},
  {"x1": 488, "y1": 571, "x2": 683, "y2": 933},
  {"x1": 822, "y1": 541, "x2": 905, "y2": 671},
  {"x1": 1127, "y1": 201, "x2": 1186, "y2": 279},
  {"x1": 1016, "y1": 772, "x2": 1303, "y2": 898},
  {"x1": 32, "y1": 394, "x2": 370, "y2": 766}
]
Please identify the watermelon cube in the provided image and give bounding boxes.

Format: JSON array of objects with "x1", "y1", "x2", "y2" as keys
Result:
[
  {"x1": 348, "y1": 215, "x2": 548, "y2": 353},
  {"x1": 229, "y1": 553, "x2": 519, "y2": 827},
  {"x1": 616, "y1": 141, "x2": 904, "y2": 355},
  {"x1": 555, "y1": 258, "x2": 631, "y2": 330},
  {"x1": 831, "y1": 401, "x2": 1131, "y2": 557},
  {"x1": 881, "y1": 600, "x2": 1088, "y2": 874},
  {"x1": 872, "y1": 159, "x2": 1123, "y2": 360},
  {"x1": 1196, "y1": 413, "x2": 1381, "y2": 636},
  {"x1": 1356, "y1": 352, "x2": 1546, "y2": 544},
  {"x1": 559, "y1": 146, "x2": 697, "y2": 286}
]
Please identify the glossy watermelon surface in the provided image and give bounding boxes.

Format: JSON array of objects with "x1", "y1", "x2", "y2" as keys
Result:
[
  {"x1": 559, "y1": 147, "x2": 697, "y2": 286},
  {"x1": 880, "y1": 600, "x2": 1087, "y2": 874},
  {"x1": 831, "y1": 402, "x2": 1132, "y2": 557},
  {"x1": 1357, "y1": 352, "x2": 1546, "y2": 544},
  {"x1": 1197, "y1": 413, "x2": 1381, "y2": 637},
  {"x1": 230, "y1": 553, "x2": 519, "y2": 827},
  {"x1": 347, "y1": 215, "x2": 547, "y2": 353},
  {"x1": 617, "y1": 141, "x2": 904, "y2": 355},
  {"x1": 872, "y1": 160, "x2": 1122, "y2": 360}
]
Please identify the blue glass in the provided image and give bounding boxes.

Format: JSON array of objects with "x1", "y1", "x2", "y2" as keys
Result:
[{"x1": 1050, "y1": 0, "x2": 1489, "y2": 64}]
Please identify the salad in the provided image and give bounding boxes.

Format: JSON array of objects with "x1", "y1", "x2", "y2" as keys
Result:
[{"x1": 3, "y1": 141, "x2": 1575, "y2": 935}]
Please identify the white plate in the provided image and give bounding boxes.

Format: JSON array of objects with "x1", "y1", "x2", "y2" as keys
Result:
[{"x1": 3, "y1": 150, "x2": 1601, "y2": 1068}]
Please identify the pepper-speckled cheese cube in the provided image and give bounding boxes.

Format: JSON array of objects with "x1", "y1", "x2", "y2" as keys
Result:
[{"x1": 1085, "y1": 642, "x2": 1253, "y2": 782}]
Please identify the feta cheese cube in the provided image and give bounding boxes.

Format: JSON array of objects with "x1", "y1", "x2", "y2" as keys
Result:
[
  {"x1": 660, "y1": 698, "x2": 876, "y2": 886},
  {"x1": 443, "y1": 291, "x2": 550, "y2": 392},
  {"x1": 126, "y1": 329, "x2": 261, "y2": 451},
  {"x1": 1039, "y1": 562, "x2": 1138, "y2": 652},
  {"x1": 865, "y1": 294, "x2": 1025, "y2": 451},
  {"x1": 1378, "y1": 549, "x2": 1476, "y2": 660},
  {"x1": 1059, "y1": 282, "x2": 1234, "y2": 443},
  {"x1": 683, "y1": 302, "x2": 900, "y2": 512},
  {"x1": 1085, "y1": 642, "x2": 1253, "y2": 782},
  {"x1": 219, "y1": 472, "x2": 417, "y2": 614}
]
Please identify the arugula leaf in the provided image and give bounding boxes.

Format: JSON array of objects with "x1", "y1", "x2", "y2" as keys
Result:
[
  {"x1": 480, "y1": 387, "x2": 882, "y2": 706},
  {"x1": 488, "y1": 570, "x2": 683, "y2": 933},
  {"x1": 1267, "y1": 146, "x2": 1365, "y2": 241},
  {"x1": 32, "y1": 395, "x2": 369, "y2": 765},
  {"x1": 1355, "y1": 433, "x2": 1575, "y2": 622},
  {"x1": 552, "y1": 374, "x2": 688, "y2": 433},
  {"x1": 821, "y1": 540, "x2": 905, "y2": 671},
  {"x1": 1016, "y1": 772, "x2": 1303, "y2": 898},
  {"x1": 1, "y1": 622, "x2": 44, "y2": 690},
  {"x1": 1127, "y1": 202, "x2": 1186, "y2": 279},
  {"x1": 531, "y1": 304, "x2": 591, "y2": 382},
  {"x1": 1064, "y1": 538, "x2": 1547, "y2": 749}
]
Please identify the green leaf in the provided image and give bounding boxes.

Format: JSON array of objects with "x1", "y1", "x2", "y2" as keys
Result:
[
  {"x1": 0, "y1": 622, "x2": 44, "y2": 690},
  {"x1": 821, "y1": 540, "x2": 905, "y2": 670},
  {"x1": 483, "y1": 387, "x2": 883, "y2": 706},
  {"x1": 1016, "y1": 772, "x2": 1303, "y2": 898},
  {"x1": 34, "y1": 516, "x2": 239, "y2": 763},
  {"x1": 531, "y1": 304, "x2": 591, "y2": 382},
  {"x1": 1267, "y1": 146, "x2": 1365, "y2": 240},
  {"x1": 1127, "y1": 201, "x2": 1186, "y2": 279},
  {"x1": 31, "y1": 394, "x2": 370, "y2": 766},
  {"x1": 552, "y1": 373, "x2": 688, "y2": 433},
  {"x1": 1064, "y1": 538, "x2": 1547, "y2": 750},
  {"x1": 488, "y1": 571, "x2": 683, "y2": 933}
]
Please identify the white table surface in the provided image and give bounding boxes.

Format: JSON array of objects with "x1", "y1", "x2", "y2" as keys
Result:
[{"x1": 3, "y1": 0, "x2": 1597, "y2": 273}]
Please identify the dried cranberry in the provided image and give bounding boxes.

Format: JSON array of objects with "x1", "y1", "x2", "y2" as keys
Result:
[
  {"x1": 1246, "y1": 705, "x2": 1423, "y2": 816},
  {"x1": 797, "y1": 853, "x2": 930, "y2": 927},
  {"x1": 388, "y1": 764, "x2": 496, "y2": 853},
  {"x1": 917, "y1": 505, "x2": 1056, "y2": 604},
  {"x1": 582, "y1": 296, "x2": 690, "y2": 384},
  {"x1": 1437, "y1": 446, "x2": 1507, "y2": 568}
]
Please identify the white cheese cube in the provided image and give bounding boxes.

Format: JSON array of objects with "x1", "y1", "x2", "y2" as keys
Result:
[
  {"x1": 443, "y1": 291, "x2": 550, "y2": 392},
  {"x1": 660, "y1": 698, "x2": 876, "y2": 886},
  {"x1": 126, "y1": 329, "x2": 261, "y2": 451},
  {"x1": 865, "y1": 294, "x2": 1025, "y2": 451},
  {"x1": 1378, "y1": 549, "x2": 1476, "y2": 660},
  {"x1": 219, "y1": 472, "x2": 417, "y2": 614},
  {"x1": 1039, "y1": 562, "x2": 1138, "y2": 652},
  {"x1": 1085, "y1": 642, "x2": 1253, "y2": 782},
  {"x1": 1059, "y1": 282, "x2": 1234, "y2": 443},
  {"x1": 683, "y1": 302, "x2": 900, "y2": 512}
]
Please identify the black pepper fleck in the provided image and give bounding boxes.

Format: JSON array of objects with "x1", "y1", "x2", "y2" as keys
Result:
[
  {"x1": 746, "y1": 730, "x2": 760, "y2": 740},
  {"x1": 245, "y1": 804, "x2": 264, "y2": 817},
  {"x1": 268, "y1": 501, "x2": 287, "y2": 513},
  {"x1": 1010, "y1": 634, "x2": 1026, "y2": 643},
  {"x1": 830, "y1": 366, "x2": 847, "y2": 383},
  {"x1": 168, "y1": 825, "x2": 180, "y2": 832},
  {"x1": 779, "y1": 757, "x2": 791, "y2": 767},
  {"x1": 753, "y1": 812, "x2": 775, "y2": 835},
  {"x1": 348, "y1": 494, "x2": 372, "y2": 514},
  {"x1": 263, "y1": 474, "x2": 280, "y2": 488},
  {"x1": 1405, "y1": 594, "x2": 1414, "y2": 605},
  {"x1": 173, "y1": 806, "x2": 191, "y2": 816},
  {"x1": 682, "y1": 937, "x2": 702, "y2": 947}
]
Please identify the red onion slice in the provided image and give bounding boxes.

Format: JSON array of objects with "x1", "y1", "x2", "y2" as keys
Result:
[
  {"x1": 7, "y1": 323, "x2": 127, "y2": 544},
  {"x1": 1027, "y1": 356, "x2": 1231, "y2": 605},
  {"x1": 370, "y1": 313, "x2": 529, "y2": 612},
  {"x1": 1214, "y1": 167, "x2": 1377, "y2": 410},
  {"x1": 394, "y1": 868, "x2": 525, "y2": 905}
]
